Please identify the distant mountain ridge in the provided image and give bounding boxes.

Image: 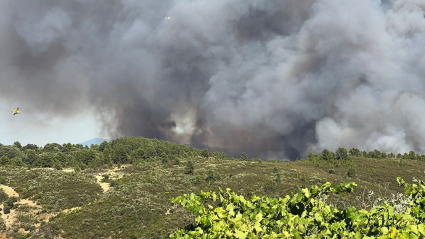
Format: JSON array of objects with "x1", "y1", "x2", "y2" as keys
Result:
[{"x1": 79, "y1": 138, "x2": 112, "y2": 146}]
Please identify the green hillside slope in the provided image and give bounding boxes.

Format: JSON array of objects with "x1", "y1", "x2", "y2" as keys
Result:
[{"x1": 0, "y1": 137, "x2": 423, "y2": 238}]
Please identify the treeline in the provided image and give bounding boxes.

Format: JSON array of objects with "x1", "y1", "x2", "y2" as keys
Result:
[
  {"x1": 0, "y1": 137, "x2": 246, "y2": 170},
  {"x1": 306, "y1": 147, "x2": 425, "y2": 161},
  {"x1": 0, "y1": 136, "x2": 422, "y2": 170}
]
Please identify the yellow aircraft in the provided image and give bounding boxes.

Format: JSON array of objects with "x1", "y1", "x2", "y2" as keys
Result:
[
  {"x1": 165, "y1": 17, "x2": 171, "y2": 19},
  {"x1": 12, "y1": 107, "x2": 20, "y2": 115}
]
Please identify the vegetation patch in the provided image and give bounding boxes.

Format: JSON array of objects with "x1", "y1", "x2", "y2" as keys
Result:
[{"x1": 0, "y1": 137, "x2": 422, "y2": 237}]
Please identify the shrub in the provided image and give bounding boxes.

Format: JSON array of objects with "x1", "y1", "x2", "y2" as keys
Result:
[
  {"x1": 75, "y1": 165, "x2": 81, "y2": 173},
  {"x1": 205, "y1": 170, "x2": 221, "y2": 184},
  {"x1": 185, "y1": 160, "x2": 194, "y2": 175},
  {"x1": 0, "y1": 176, "x2": 6, "y2": 184},
  {"x1": 11, "y1": 157, "x2": 25, "y2": 167},
  {"x1": 53, "y1": 161, "x2": 63, "y2": 170},
  {"x1": 0, "y1": 188, "x2": 8, "y2": 203},
  {"x1": 109, "y1": 180, "x2": 119, "y2": 187},
  {"x1": 3, "y1": 196, "x2": 18, "y2": 214},
  {"x1": 201, "y1": 149, "x2": 209, "y2": 158},
  {"x1": 272, "y1": 167, "x2": 283, "y2": 182},
  {"x1": 101, "y1": 174, "x2": 110, "y2": 182},
  {"x1": 264, "y1": 178, "x2": 277, "y2": 193},
  {"x1": 0, "y1": 156, "x2": 9, "y2": 166},
  {"x1": 347, "y1": 168, "x2": 356, "y2": 178}
]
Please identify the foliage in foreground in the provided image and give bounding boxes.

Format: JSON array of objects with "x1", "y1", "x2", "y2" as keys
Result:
[{"x1": 170, "y1": 177, "x2": 425, "y2": 238}]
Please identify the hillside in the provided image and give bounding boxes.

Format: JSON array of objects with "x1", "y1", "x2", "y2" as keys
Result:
[{"x1": 0, "y1": 137, "x2": 422, "y2": 238}]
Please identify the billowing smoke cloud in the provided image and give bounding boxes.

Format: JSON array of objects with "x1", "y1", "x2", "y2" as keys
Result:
[{"x1": 1, "y1": 0, "x2": 425, "y2": 159}]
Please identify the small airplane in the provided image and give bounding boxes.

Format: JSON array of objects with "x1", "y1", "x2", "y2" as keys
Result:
[
  {"x1": 12, "y1": 107, "x2": 20, "y2": 115},
  {"x1": 165, "y1": 17, "x2": 171, "y2": 19}
]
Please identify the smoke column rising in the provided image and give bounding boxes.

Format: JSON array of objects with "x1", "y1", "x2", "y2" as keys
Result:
[{"x1": 1, "y1": 0, "x2": 425, "y2": 159}]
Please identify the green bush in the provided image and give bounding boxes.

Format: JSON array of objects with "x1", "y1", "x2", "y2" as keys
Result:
[
  {"x1": 347, "y1": 168, "x2": 356, "y2": 178},
  {"x1": 205, "y1": 169, "x2": 221, "y2": 184},
  {"x1": 185, "y1": 160, "x2": 194, "y2": 175},
  {"x1": 3, "y1": 196, "x2": 18, "y2": 214},
  {"x1": 109, "y1": 180, "x2": 119, "y2": 187},
  {"x1": 0, "y1": 176, "x2": 6, "y2": 184},
  {"x1": 0, "y1": 188, "x2": 8, "y2": 203},
  {"x1": 101, "y1": 174, "x2": 110, "y2": 182},
  {"x1": 264, "y1": 178, "x2": 277, "y2": 193}
]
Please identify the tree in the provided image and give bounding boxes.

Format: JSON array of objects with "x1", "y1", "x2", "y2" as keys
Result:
[
  {"x1": 52, "y1": 159, "x2": 63, "y2": 170},
  {"x1": 321, "y1": 149, "x2": 334, "y2": 161},
  {"x1": 349, "y1": 148, "x2": 361, "y2": 157},
  {"x1": 13, "y1": 141, "x2": 22, "y2": 149},
  {"x1": 131, "y1": 148, "x2": 146, "y2": 164},
  {"x1": 89, "y1": 154, "x2": 103, "y2": 169},
  {"x1": 161, "y1": 153, "x2": 169, "y2": 164},
  {"x1": 90, "y1": 144, "x2": 100, "y2": 151},
  {"x1": 408, "y1": 150, "x2": 416, "y2": 160},
  {"x1": 241, "y1": 152, "x2": 248, "y2": 161},
  {"x1": 54, "y1": 152, "x2": 68, "y2": 167},
  {"x1": 370, "y1": 149, "x2": 382, "y2": 159},
  {"x1": 10, "y1": 157, "x2": 24, "y2": 167},
  {"x1": 103, "y1": 145, "x2": 113, "y2": 164},
  {"x1": 144, "y1": 144, "x2": 156, "y2": 158},
  {"x1": 22, "y1": 144, "x2": 38, "y2": 151},
  {"x1": 23, "y1": 150, "x2": 38, "y2": 165},
  {"x1": 335, "y1": 148, "x2": 348, "y2": 160},
  {"x1": 113, "y1": 146, "x2": 128, "y2": 164},
  {"x1": 34, "y1": 153, "x2": 54, "y2": 168},
  {"x1": 61, "y1": 143, "x2": 73, "y2": 153},
  {"x1": 0, "y1": 145, "x2": 24, "y2": 159},
  {"x1": 307, "y1": 152, "x2": 318, "y2": 161},
  {"x1": 81, "y1": 149, "x2": 96, "y2": 165},
  {"x1": 43, "y1": 143, "x2": 62, "y2": 152},
  {"x1": 0, "y1": 156, "x2": 9, "y2": 166},
  {"x1": 201, "y1": 149, "x2": 209, "y2": 158},
  {"x1": 99, "y1": 141, "x2": 109, "y2": 152},
  {"x1": 97, "y1": 152, "x2": 105, "y2": 165}
]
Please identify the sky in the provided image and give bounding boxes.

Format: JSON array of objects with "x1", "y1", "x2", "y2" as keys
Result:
[
  {"x1": 0, "y1": 99, "x2": 100, "y2": 146},
  {"x1": 1, "y1": 0, "x2": 425, "y2": 159}
]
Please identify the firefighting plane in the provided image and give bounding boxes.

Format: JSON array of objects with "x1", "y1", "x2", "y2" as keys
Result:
[{"x1": 12, "y1": 107, "x2": 20, "y2": 115}]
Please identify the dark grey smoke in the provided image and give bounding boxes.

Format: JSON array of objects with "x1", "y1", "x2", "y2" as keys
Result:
[{"x1": 2, "y1": 0, "x2": 425, "y2": 160}]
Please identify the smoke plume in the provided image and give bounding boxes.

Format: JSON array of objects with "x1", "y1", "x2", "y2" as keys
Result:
[{"x1": 1, "y1": 0, "x2": 425, "y2": 159}]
